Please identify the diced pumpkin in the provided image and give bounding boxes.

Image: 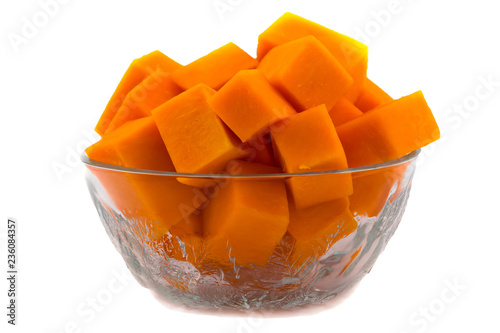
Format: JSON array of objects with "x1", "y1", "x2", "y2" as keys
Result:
[
  {"x1": 285, "y1": 173, "x2": 353, "y2": 211},
  {"x1": 349, "y1": 164, "x2": 408, "y2": 217},
  {"x1": 209, "y1": 70, "x2": 296, "y2": 142},
  {"x1": 86, "y1": 117, "x2": 206, "y2": 238},
  {"x1": 257, "y1": 12, "x2": 368, "y2": 101},
  {"x1": 355, "y1": 78, "x2": 393, "y2": 112},
  {"x1": 151, "y1": 84, "x2": 248, "y2": 187},
  {"x1": 328, "y1": 97, "x2": 364, "y2": 127},
  {"x1": 226, "y1": 159, "x2": 282, "y2": 175},
  {"x1": 203, "y1": 162, "x2": 289, "y2": 267},
  {"x1": 169, "y1": 210, "x2": 203, "y2": 236},
  {"x1": 271, "y1": 104, "x2": 353, "y2": 208},
  {"x1": 95, "y1": 51, "x2": 181, "y2": 135},
  {"x1": 337, "y1": 91, "x2": 440, "y2": 168},
  {"x1": 258, "y1": 36, "x2": 353, "y2": 112},
  {"x1": 240, "y1": 132, "x2": 277, "y2": 167},
  {"x1": 156, "y1": 209, "x2": 205, "y2": 265},
  {"x1": 289, "y1": 198, "x2": 358, "y2": 266},
  {"x1": 170, "y1": 43, "x2": 258, "y2": 90},
  {"x1": 288, "y1": 197, "x2": 350, "y2": 240},
  {"x1": 105, "y1": 69, "x2": 183, "y2": 133}
]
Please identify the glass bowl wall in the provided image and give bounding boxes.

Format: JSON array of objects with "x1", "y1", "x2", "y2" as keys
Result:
[{"x1": 82, "y1": 150, "x2": 419, "y2": 312}]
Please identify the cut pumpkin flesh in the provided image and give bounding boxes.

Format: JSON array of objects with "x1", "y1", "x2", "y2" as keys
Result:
[
  {"x1": 355, "y1": 78, "x2": 393, "y2": 112},
  {"x1": 209, "y1": 69, "x2": 296, "y2": 142},
  {"x1": 337, "y1": 91, "x2": 440, "y2": 168},
  {"x1": 170, "y1": 42, "x2": 258, "y2": 90},
  {"x1": 95, "y1": 51, "x2": 181, "y2": 135},
  {"x1": 257, "y1": 12, "x2": 368, "y2": 101},
  {"x1": 105, "y1": 69, "x2": 183, "y2": 134},
  {"x1": 289, "y1": 198, "x2": 358, "y2": 267},
  {"x1": 203, "y1": 161, "x2": 289, "y2": 267},
  {"x1": 152, "y1": 84, "x2": 248, "y2": 187},
  {"x1": 271, "y1": 104, "x2": 352, "y2": 208},
  {"x1": 258, "y1": 36, "x2": 353, "y2": 112},
  {"x1": 329, "y1": 97, "x2": 364, "y2": 127},
  {"x1": 86, "y1": 117, "x2": 205, "y2": 238}
]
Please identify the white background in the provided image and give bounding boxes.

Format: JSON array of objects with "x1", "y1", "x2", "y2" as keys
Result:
[{"x1": 1, "y1": 0, "x2": 499, "y2": 332}]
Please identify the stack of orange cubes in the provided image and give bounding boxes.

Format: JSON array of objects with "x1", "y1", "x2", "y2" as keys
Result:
[{"x1": 86, "y1": 13, "x2": 440, "y2": 269}]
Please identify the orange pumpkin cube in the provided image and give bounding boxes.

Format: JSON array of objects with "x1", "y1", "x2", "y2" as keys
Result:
[
  {"x1": 337, "y1": 91, "x2": 440, "y2": 168},
  {"x1": 156, "y1": 209, "x2": 205, "y2": 265},
  {"x1": 95, "y1": 51, "x2": 181, "y2": 135},
  {"x1": 203, "y1": 162, "x2": 289, "y2": 267},
  {"x1": 355, "y1": 78, "x2": 393, "y2": 112},
  {"x1": 329, "y1": 97, "x2": 364, "y2": 127},
  {"x1": 289, "y1": 198, "x2": 358, "y2": 266},
  {"x1": 209, "y1": 70, "x2": 297, "y2": 142},
  {"x1": 349, "y1": 165, "x2": 408, "y2": 217},
  {"x1": 105, "y1": 69, "x2": 183, "y2": 133},
  {"x1": 152, "y1": 84, "x2": 247, "y2": 181},
  {"x1": 271, "y1": 104, "x2": 353, "y2": 208},
  {"x1": 288, "y1": 197, "x2": 350, "y2": 240},
  {"x1": 258, "y1": 36, "x2": 353, "y2": 112},
  {"x1": 225, "y1": 159, "x2": 282, "y2": 175},
  {"x1": 257, "y1": 13, "x2": 368, "y2": 102},
  {"x1": 170, "y1": 43, "x2": 258, "y2": 90},
  {"x1": 240, "y1": 132, "x2": 277, "y2": 167},
  {"x1": 86, "y1": 117, "x2": 206, "y2": 238}
]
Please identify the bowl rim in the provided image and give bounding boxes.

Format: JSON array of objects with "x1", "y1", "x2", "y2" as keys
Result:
[{"x1": 81, "y1": 149, "x2": 420, "y2": 179}]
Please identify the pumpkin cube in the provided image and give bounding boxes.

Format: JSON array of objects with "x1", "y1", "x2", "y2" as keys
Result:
[
  {"x1": 271, "y1": 104, "x2": 353, "y2": 208},
  {"x1": 289, "y1": 198, "x2": 358, "y2": 268},
  {"x1": 209, "y1": 70, "x2": 296, "y2": 142},
  {"x1": 152, "y1": 84, "x2": 248, "y2": 180},
  {"x1": 105, "y1": 69, "x2": 183, "y2": 133},
  {"x1": 257, "y1": 13, "x2": 368, "y2": 101},
  {"x1": 329, "y1": 97, "x2": 363, "y2": 127},
  {"x1": 96, "y1": 51, "x2": 181, "y2": 135},
  {"x1": 240, "y1": 132, "x2": 278, "y2": 167},
  {"x1": 203, "y1": 162, "x2": 289, "y2": 267},
  {"x1": 337, "y1": 91, "x2": 440, "y2": 168},
  {"x1": 170, "y1": 42, "x2": 258, "y2": 90},
  {"x1": 86, "y1": 117, "x2": 206, "y2": 238},
  {"x1": 258, "y1": 36, "x2": 353, "y2": 112},
  {"x1": 349, "y1": 164, "x2": 408, "y2": 217},
  {"x1": 355, "y1": 78, "x2": 393, "y2": 112}
]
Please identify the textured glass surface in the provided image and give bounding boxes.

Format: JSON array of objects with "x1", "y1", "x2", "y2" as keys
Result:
[{"x1": 83, "y1": 153, "x2": 418, "y2": 312}]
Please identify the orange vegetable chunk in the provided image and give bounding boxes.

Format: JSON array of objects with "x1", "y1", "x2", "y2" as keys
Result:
[
  {"x1": 329, "y1": 97, "x2": 363, "y2": 127},
  {"x1": 156, "y1": 209, "x2": 205, "y2": 265},
  {"x1": 355, "y1": 78, "x2": 393, "y2": 112},
  {"x1": 271, "y1": 104, "x2": 353, "y2": 208},
  {"x1": 257, "y1": 13, "x2": 368, "y2": 102},
  {"x1": 349, "y1": 165, "x2": 408, "y2": 217},
  {"x1": 288, "y1": 197, "x2": 351, "y2": 240},
  {"x1": 152, "y1": 84, "x2": 247, "y2": 179},
  {"x1": 240, "y1": 133, "x2": 277, "y2": 167},
  {"x1": 226, "y1": 159, "x2": 282, "y2": 175},
  {"x1": 105, "y1": 69, "x2": 183, "y2": 133},
  {"x1": 95, "y1": 51, "x2": 181, "y2": 135},
  {"x1": 337, "y1": 91, "x2": 440, "y2": 168},
  {"x1": 86, "y1": 117, "x2": 206, "y2": 238},
  {"x1": 203, "y1": 166, "x2": 289, "y2": 267},
  {"x1": 209, "y1": 70, "x2": 297, "y2": 142},
  {"x1": 289, "y1": 198, "x2": 358, "y2": 266},
  {"x1": 170, "y1": 43, "x2": 258, "y2": 90},
  {"x1": 258, "y1": 36, "x2": 353, "y2": 112}
]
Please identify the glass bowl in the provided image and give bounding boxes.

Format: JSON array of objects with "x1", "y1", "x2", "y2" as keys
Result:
[{"x1": 81, "y1": 149, "x2": 419, "y2": 313}]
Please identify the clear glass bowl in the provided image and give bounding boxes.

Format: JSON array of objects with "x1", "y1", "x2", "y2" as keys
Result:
[{"x1": 82, "y1": 150, "x2": 419, "y2": 313}]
